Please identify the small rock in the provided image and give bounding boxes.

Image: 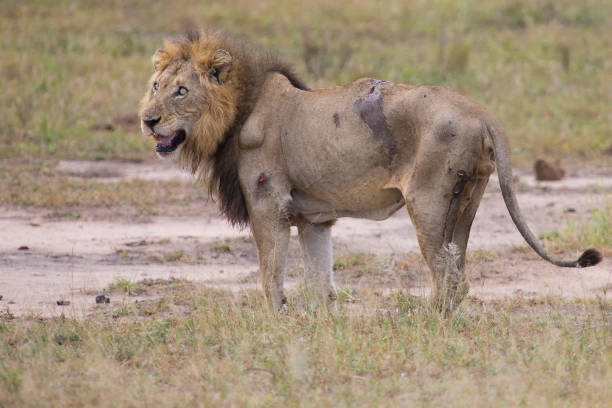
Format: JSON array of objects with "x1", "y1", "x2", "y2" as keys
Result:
[
  {"x1": 18, "y1": 245, "x2": 30, "y2": 251},
  {"x1": 57, "y1": 300, "x2": 70, "y2": 306},
  {"x1": 95, "y1": 294, "x2": 110, "y2": 304},
  {"x1": 565, "y1": 207, "x2": 576, "y2": 213},
  {"x1": 534, "y1": 159, "x2": 565, "y2": 181},
  {"x1": 0, "y1": 295, "x2": 3, "y2": 301}
]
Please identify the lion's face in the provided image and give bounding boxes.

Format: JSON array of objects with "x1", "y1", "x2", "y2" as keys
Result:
[
  {"x1": 140, "y1": 61, "x2": 205, "y2": 158},
  {"x1": 140, "y1": 42, "x2": 236, "y2": 161}
]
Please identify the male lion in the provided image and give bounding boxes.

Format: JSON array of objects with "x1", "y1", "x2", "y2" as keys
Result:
[{"x1": 140, "y1": 31, "x2": 602, "y2": 312}]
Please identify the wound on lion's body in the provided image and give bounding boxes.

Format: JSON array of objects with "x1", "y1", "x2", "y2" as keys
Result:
[
  {"x1": 452, "y1": 170, "x2": 470, "y2": 196},
  {"x1": 350, "y1": 79, "x2": 397, "y2": 162},
  {"x1": 257, "y1": 173, "x2": 266, "y2": 184}
]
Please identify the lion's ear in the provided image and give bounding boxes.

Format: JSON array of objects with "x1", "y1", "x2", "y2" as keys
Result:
[
  {"x1": 210, "y1": 49, "x2": 232, "y2": 84},
  {"x1": 152, "y1": 48, "x2": 168, "y2": 72}
]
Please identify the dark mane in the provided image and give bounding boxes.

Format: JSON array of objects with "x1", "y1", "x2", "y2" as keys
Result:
[
  {"x1": 210, "y1": 124, "x2": 248, "y2": 228},
  {"x1": 176, "y1": 31, "x2": 308, "y2": 228},
  {"x1": 267, "y1": 61, "x2": 310, "y2": 91}
]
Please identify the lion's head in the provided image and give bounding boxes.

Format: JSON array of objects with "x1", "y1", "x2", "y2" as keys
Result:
[
  {"x1": 139, "y1": 31, "x2": 241, "y2": 167},
  {"x1": 139, "y1": 30, "x2": 308, "y2": 226}
]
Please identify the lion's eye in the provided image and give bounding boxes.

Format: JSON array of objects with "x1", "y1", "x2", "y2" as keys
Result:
[
  {"x1": 152, "y1": 82, "x2": 159, "y2": 92},
  {"x1": 178, "y1": 86, "x2": 188, "y2": 96}
]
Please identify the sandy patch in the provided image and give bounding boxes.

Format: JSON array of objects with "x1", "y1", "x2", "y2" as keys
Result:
[{"x1": 1, "y1": 160, "x2": 610, "y2": 316}]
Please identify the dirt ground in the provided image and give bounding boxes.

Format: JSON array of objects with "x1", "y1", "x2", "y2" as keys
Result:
[{"x1": 1, "y1": 160, "x2": 610, "y2": 316}]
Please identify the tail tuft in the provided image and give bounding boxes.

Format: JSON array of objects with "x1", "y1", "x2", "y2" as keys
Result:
[{"x1": 577, "y1": 248, "x2": 602, "y2": 267}]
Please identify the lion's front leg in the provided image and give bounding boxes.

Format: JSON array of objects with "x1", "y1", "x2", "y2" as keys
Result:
[
  {"x1": 297, "y1": 221, "x2": 337, "y2": 310},
  {"x1": 250, "y1": 212, "x2": 290, "y2": 313}
]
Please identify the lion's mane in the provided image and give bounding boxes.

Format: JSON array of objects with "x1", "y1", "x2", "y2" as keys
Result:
[{"x1": 153, "y1": 30, "x2": 308, "y2": 227}]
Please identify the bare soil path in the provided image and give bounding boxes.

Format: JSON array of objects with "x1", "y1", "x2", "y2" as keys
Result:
[{"x1": 1, "y1": 161, "x2": 610, "y2": 316}]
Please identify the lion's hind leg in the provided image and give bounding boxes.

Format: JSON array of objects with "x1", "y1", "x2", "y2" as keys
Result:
[
  {"x1": 403, "y1": 167, "x2": 488, "y2": 313},
  {"x1": 436, "y1": 174, "x2": 489, "y2": 311}
]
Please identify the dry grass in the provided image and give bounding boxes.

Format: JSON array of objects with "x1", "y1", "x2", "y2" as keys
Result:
[
  {"x1": 1, "y1": 0, "x2": 610, "y2": 211},
  {"x1": 0, "y1": 161, "x2": 205, "y2": 214},
  {"x1": 0, "y1": 280, "x2": 610, "y2": 407},
  {"x1": 1, "y1": 0, "x2": 610, "y2": 164},
  {"x1": 1, "y1": 1, "x2": 610, "y2": 405}
]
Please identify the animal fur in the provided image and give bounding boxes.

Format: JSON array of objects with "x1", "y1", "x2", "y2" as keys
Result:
[{"x1": 140, "y1": 30, "x2": 602, "y2": 313}]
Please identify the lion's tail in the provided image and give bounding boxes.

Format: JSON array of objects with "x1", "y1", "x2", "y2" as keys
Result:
[{"x1": 485, "y1": 120, "x2": 602, "y2": 268}]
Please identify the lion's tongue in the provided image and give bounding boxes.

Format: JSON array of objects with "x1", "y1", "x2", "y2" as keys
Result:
[{"x1": 157, "y1": 133, "x2": 176, "y2": 147}]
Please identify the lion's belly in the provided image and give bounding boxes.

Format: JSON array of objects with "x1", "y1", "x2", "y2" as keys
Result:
[
  {"x1": 291, "y1": 188, "x2": 404, "y2": 223},
  {"x1": 283, "y1": 126, "x2": 406, "y2": 216},
  {"x1": 283, "y1": 128, "x2": 403, "y2": 213}
]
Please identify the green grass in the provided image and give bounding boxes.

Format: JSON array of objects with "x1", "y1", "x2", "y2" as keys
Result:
[
  {"x1": 107, "y1": 278, "x2": 141, "y2": 296},
  {"x1": 1, "y1": 0, "x2": 611, "y2": 163},
  {"x1": 164, "y1": 249, "x2": 185, "y2": 262},
  {"x1": 212, "y1": 241, "x2": 232, "y2": 253},
  {"x1": 333, "y1": 251, "x2": 371, "y2": 271},
  {"x1": 541, "y1": 195, "x2": 612, "y2": 255},
  {"x1": 0, "y1": 281, "x2": 610, "y2": 406}
]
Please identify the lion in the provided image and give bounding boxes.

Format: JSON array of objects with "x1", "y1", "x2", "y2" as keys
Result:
[{"x1": 140, "y1": 31, "x2": 602, "y2": 312}]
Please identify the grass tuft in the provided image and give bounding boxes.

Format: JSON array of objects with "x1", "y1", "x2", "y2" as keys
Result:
[
  {"x1": 107, "y1": 278, "x2": 141, "y2": 296},
  {"x1": 0, "y1": 281, "x2": 610, "y2": 406}
]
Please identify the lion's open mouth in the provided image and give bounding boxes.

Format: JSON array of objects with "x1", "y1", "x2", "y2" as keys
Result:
[{"x1": 155, "y1": 130, "x2": 186, "y2": 153}]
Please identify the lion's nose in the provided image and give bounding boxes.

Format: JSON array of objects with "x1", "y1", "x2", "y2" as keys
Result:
[{"x1": 143, "y1": 116, "x2": 161, "y2": 130}]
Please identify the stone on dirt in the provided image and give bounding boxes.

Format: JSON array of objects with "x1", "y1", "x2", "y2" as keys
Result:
[
  {"x1": 95, "y1": 294, "x2": 111, "y2": 304},
  {"x1": 534, "y1": 159, "x2": 565, "y2": 181}
]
